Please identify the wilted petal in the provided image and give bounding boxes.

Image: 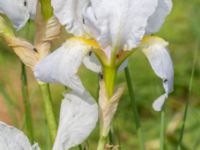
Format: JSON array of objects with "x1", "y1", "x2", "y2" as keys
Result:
[
  {"x1": 0, "y1": 121, "x2": 40, "y2": 150},
  {"x1": 83, "y1": 52, "x2": 102, "y2": 73},
  {"x1": 85, "y1": 0, "x2": 158, "y2": 50},
  {"x1": 51, "y1": 0, "x2": 89, "y2": 36},
  {"x1": 34, "y1": 40, "x2": 91, "y2": 93},
  {"x1": 0, "y1": 0, "x2": 29, "y2": 29},
  {"x1": 53, "y1": 91, "x2": 98, "y2": 150},
  {"x1": 146, "y1": 0, "x2": 173, "y2": 34},
  {"x1": 142, "y1": 36, "x2": 174, "y2": 111}
]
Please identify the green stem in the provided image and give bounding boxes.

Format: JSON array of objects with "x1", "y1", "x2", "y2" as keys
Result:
[
  {"x1": 124, "y1": 67, "x2": 145, "y2": 150},
  {"x1": 177, "y1": 41, "x2": 198, "y2": 150},
  {"x1": 109, "y1": 127, "x2": 115, "y2": 145},
  {"x1": 104, "y1": 66, "x2": 116, "y2": 98},
  {"x1": 97, "y1": 136, "x2": 108, "y2": 150},
  {"x1": 39, "y1": 83, "x2": 57, "y2": 144},
  {"x1": 78, "y1": 145, "x2": 82, "y2": 150},
  {"x1": 21, "y1": 63, "x2": 34, "y2": 143},
  {"x1": 97, "y1": 65, "x2": 117, "y2": 150},
  {"x1": 160, "y1": 109, "x2": 165, "y2": 150}
]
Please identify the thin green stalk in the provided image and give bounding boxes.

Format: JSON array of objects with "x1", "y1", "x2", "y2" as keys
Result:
[
  {"x1": 124, "y1": 67, "x2": 145, "y2": 150},
  {"x1": 109, "y1": 127, "x2": 115, "y2": 145},
  {"x1": 177, "y1": 41, "x2": 198, "y2": 150},
  {"x1": 39, "y1": 83, "x2": 57, "y2": 144},
  {"x1": 160, "y1": 109, "x2": 165, "y2": 150},
  {"x1": 97, "y1": 136, "x2": 107, "y2": 150},
  {"x1": 78, "y1": 145, "x2": 82, "y2": 150},
  {"x1": 21, "y1": 63, "x2": 34, "y2": 143}
]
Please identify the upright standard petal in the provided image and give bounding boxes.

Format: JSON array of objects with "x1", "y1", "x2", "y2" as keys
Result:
[
  {"x1": 53, "y1": 91, "x2": 98, "y2": 150},
  {"x1": 51, "y1": 0, "x2": 89, "y2": 36},
  {"x1": 0, "y1": 0, "x2": 29, "y2": 29},
  {"x1": 85, "y1": 0, "x2": 158, "y2": 50},
  {"x1": 141, "y1": 36, "x2": 174, "y2": 111},
  {"x1": 34, "y1": 40, "x2": 91, "y2": 93},
  {"x1": 0, "y1": 122, "x2": 40, "y2": 150},
  {"x1": 146, "y1": 0, "x2": 173, "y2": 34}
]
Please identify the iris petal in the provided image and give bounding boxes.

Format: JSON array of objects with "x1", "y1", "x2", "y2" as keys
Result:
[
  {"x1": 51, "y1": 0, "x2": 89, "y2": 36},
  {"x1": 83, "y1": 52, "x2": 102, "y2": 73},
  {"x1": 0, "y1": 121, "x2": 40, "y2": 150},
  {"x1": 0, "y1": 0, "x2": 37, "y2": 30},
  {"x1": 85, "y1": 0, "x2": 158, "y2": 50},
  {"x1": 0, "y1": 0, "x2": 29, "y2": 29},
  {"x1": 146, "y1": 0, "x2": 172, "y2": 34},
  {"x1": 34, "y1": 40, "x2": 91, "y2": 93},
  {"x1": 142, "y1": 37, "x2": 174, "y2": 111},
  {"x1": 53, "y1": 91, "x2": 98, "y2": 150}
]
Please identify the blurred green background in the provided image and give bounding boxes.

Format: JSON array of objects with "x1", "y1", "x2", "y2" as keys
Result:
[{"x1": 0, "y1": 0, "x2": 200, "y2": 149}]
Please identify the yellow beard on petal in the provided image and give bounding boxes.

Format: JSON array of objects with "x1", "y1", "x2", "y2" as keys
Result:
[{"x1": 69, "y1": 36, "x2": 101, "y2": 49}]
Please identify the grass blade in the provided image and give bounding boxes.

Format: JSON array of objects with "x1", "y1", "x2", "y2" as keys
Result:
[
  {"x1": 124, "y1": 67, "x2": 145, "y2": 150},
  {"x1": 177, "y1": 41, "x2": 199, "y2": 150},
  {"x1": 21, "y1": 63, "x2": 34, "y2": 143}
]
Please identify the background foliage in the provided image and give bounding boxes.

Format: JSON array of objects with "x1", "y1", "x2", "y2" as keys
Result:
[{"x1": 0, "y1": 0, "x2": 200, "y2": 149}]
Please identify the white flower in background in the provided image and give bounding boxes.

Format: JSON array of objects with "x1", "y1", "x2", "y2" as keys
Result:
[
  {"x1": 34, "y1": 0, "x2": 174, "y2": 149},
  {"x1": 0, "y1": 122, "x2": 40, "y2": 150},
  {"x1": 0, "y1": 0, "x2": 37, "y2": 30}
]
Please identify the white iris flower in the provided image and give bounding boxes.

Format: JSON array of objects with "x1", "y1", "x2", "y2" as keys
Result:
[{"x1": 32, "y1": 0, "x2": 173, "y2": 149}]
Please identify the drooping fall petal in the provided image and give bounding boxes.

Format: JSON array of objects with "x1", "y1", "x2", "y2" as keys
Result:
[
  {"x1": 34, "y1": 39, "x2": 91, "y2": 93},
  {"x1": 53, "y1": 91, "x2": 98, "y2": 150},
  {"x1": 141, "y1": 36, "x2": 174, "y2": 111}
]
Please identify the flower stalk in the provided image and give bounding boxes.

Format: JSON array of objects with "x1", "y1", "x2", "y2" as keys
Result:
[
  {"x1": 103, "y1": 66, "x2": 117, "y2": 98},
  {"x1": 39, "y1": 83, "x2": 57, "y2": 144},
  {"x1": 21, "y1": 63, "x2": 34, "y2": 144},
  {"x1": 97, "y1": 75, "x2": 125, "y2": 150},
  {"x1": 160, "y1": 108, "x2": 166, "y2": 150}
]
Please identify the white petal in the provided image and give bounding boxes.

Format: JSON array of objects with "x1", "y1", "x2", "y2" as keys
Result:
[
  {"x1": 85, "y1": 0, "x2": 158, "y2": 50},
  {"x1": 27, "y1": 0, "x2": 38, "y2": 19},
  {"x1": 32, "y1": 144, "x2": 41, "y2": 150},
  {"x1": 34, "y1": 40, "x2": 90, "y2": 93},
  {"x1": 83, "y1": 52, "x2": 102, "y2": 73},
  {"x1": 51, "y1": 0, "x2": 89, "y2": 36},
  {"x1": 142, "y1": 37, "x2": 174, "y2": 111},
  {"x1": 0, "y1": 0, "x2": 29, "y2": 30},
  {"x1": 53, "y1": 91, "x2": 98, "y2": 150},
  {"x1": 0, "y1": 121, "x2": 40, "y2": 150},
  {"x1": 146, "y1": 0, "x2": 173, "y2": 34}
]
